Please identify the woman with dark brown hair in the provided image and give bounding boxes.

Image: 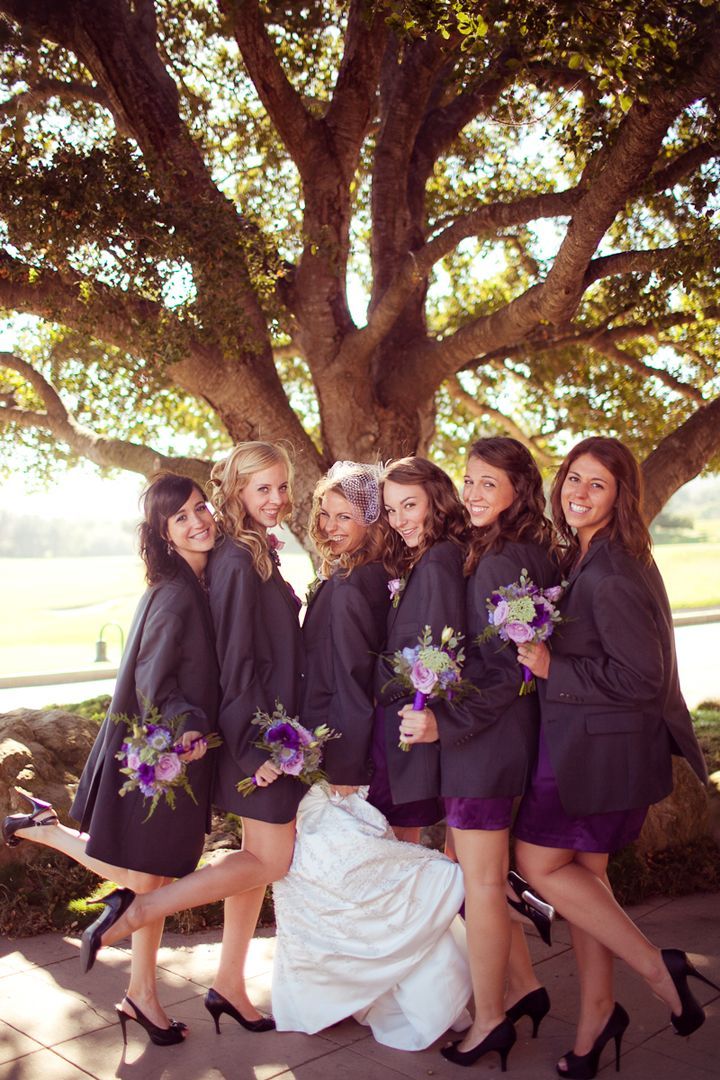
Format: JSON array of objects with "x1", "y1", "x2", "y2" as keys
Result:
[
  {"x1": 3, "y1": 473, "x2": 218, "y2": 1047},
  {"x1": 369, "y1": 455, "x2": 467, "y2": 842},
  {"x1": 513, "y1": 436, "x2": 713, "y2": 1078},
  {"x1": 403, "y1": 438, "x2": 559, "y2": 1070},
  {"x1": 73, "y1": 441, "x2": 304, "y2": 1037}
]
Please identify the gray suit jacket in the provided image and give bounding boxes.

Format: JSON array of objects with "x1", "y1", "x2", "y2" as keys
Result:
[
  {"x1": 436, "y1": 540, "x2": 559, "y2": 798},
  {"x1": 302, "y1": 561, "x2": 389, "y2": 784},
  {"x1": 71, "y1": 561, "x2": 218, "y2": 877},
  {"x1": 541, "y1": 537, "x2": 707, "y2": 816},
  {"x1": 375, "y1": 540, "x2": 466, "y2": 804},
  {"x1": 207, "y1": 538, "x2": 305, "y2": 823}
]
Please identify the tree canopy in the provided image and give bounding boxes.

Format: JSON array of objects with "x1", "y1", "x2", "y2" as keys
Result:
[{"x1": 1, "y1": 0, "x2": 719, "y2": 535}]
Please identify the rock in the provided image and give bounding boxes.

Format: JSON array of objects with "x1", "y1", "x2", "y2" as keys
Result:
[
  {"x1": 0, "y1": 708, "x2": 99, "y2": 868},
  {"x1": 635, "y1": 757, "x2": 710, "y2": 854}
]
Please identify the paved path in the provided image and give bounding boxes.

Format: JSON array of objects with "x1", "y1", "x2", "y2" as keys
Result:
[{"x1": 1, "y1": 892, "x2": 718, "y2": 1079}]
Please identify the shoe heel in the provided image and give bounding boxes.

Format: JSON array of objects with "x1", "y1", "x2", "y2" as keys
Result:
[
  {"x1": 531, "y1": 1014, "x2": 544, "y2": 1038},
  {"x1": 116, "y1": 1007, "x2": 128, "y2": 1046},
  {"x1": 613, "y1": 1031, "x2": 624, "y2": 1071},
  {"x1": 688, "y1": 963, "x2": 720, "y2": 993},
  {"x1": 499, "y1": 1045, "x2": 512, "y2": 1072},
  {"x1": 206, "y1": 1002, "x2": 222, "y2": 1034}
]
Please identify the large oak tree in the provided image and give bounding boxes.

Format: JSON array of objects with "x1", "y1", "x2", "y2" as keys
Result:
[{"x1": 1, "y1": 0, "x2": 719, "y2": 536}]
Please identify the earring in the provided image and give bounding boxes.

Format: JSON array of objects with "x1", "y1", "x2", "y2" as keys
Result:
[{"x1": 166, "y1": 542, "x2": 174, "y2": 556}]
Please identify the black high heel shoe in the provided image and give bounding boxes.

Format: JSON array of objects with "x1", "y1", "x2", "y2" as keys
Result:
[
  {"x1": 2, "y1": 792, "x2": 58, "y2": 847},
  {"x1": 116, "y1": 995, "x2": 187, "y2": 1046},
  {"x1": 204, "y1": 988, "x2": 276, "y2": 1033},
  {"x1": 557, "y1": 1002, "x2": 629, "y2": 1079},
  {"x1": 506, "y1": 986, "x2": 551, "y2": 1037},
  {"x1": 507, "y1": 870, "x2": 555, "y2": 947},
  {"x1": 661, "y1": 948, "x2": 720, "y2": 1037},
  {"x1": 441, "y1": 1018, "x2": 516, "y2": 1071},
  {"x1": 80, "y1": 887, "x2": 136, "y2": 973}
]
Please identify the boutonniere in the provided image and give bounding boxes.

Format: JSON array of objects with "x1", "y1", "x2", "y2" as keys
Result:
[
  {"x1": 267, "y1": 532, "x2": 285, "y2": 566},
  {"x1": 388, "y1": 577, "x2": 407, "y2": 608}
]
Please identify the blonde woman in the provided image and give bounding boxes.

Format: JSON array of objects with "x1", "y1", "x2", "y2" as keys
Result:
[{"x1": 79, "y1": 443, "x2": 304, "y2": 1036}]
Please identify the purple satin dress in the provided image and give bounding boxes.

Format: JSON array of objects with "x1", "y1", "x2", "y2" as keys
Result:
[
  {"x1": 444, "y1": 795, "x2": 513, "y2": 831},
  {"x1": 513, "y1": 728, "x2": 647, "y2": 854}
]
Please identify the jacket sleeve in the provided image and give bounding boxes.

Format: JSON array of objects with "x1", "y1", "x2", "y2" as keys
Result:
[
  {"x1": 545, "y1": 572, "x2": 664, "y2": 706},
  {"x1": 322, "y1": 578, "x2": 381, "y2": 784},
  {"x1": 209, "y1": 550, "x2": 270, "y2": 770},
  {"x1": 435, "y1": 551, "x2": 530, "y2": 741},
  {"x1": 134, "y1": 605, "x2": 213, "y2": 736},
  {"x1": 376, "y1": 551, "x2": 466, "y2": 707}
]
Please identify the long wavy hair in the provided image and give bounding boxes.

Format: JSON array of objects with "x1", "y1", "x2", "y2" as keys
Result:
[
  {"x1": 380, "y1": 456, "x2": 467, "y2": 577},
  {"x1": 138, "y1": 473, "x2": 208, "y2": 586},
  {"x1": 551, "y1": 436, "x2": 652, "y2": 570},
  {"x1": 464, "y1": 437, "x2": 554, "y2": 575},
  {"x1": 308, "y1": 471, "x2": 385, "y2": 579},
  {"x1": 210, "y1": 441, "x2": 293, "y2": 581}
]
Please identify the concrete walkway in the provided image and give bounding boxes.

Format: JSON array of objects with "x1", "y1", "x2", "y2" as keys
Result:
[{"x1": 0, "y1": 892, "x2": 718, "y2": 1079}]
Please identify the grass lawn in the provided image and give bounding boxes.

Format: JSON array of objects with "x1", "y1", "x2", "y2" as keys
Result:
[
  {"x1": 653, "y1": 543, "x2": 720, "y2": 609},
  {"x1": 0, "y1": 545, "x2": 716, "y2": 675},
  {"x1": 0, "y1": 553, "x2": 315, "y2": 675}
]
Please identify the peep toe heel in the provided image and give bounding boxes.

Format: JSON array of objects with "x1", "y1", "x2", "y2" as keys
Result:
[
  {"x1": 204, "y1": 988, "x2": 275, "y2": 1033},
  {"x1": 557, "y1": 1002, "x2": 629, "y2": 1079},
  {"x1": 116, "y1": 995, "x2": 187, "y2": 1046},
  {"x1": 2, "y1": 791, "x2": 58, "y2": 847},
  {"x1": 441, "y1": 1018, "x2": 516, "y2": 1071}
]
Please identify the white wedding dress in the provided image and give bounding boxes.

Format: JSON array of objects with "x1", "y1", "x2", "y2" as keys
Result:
[{"x1": 272, "y1": 783, "x2": 471, "y2": 1050}]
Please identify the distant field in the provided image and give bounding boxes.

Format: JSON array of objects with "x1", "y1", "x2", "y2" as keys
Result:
[
  {"x1": 653, "y1": 543, "x2": 720, "y2": 610},
  {"x1": 0, "y1": 545, "x2": 716, "y2": 676},
  {"x1": 0, "y1": 553, "x2": 315, "y2": 675}
]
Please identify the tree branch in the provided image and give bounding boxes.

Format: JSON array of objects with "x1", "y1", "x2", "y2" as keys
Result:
[
  {"x1": 0, "y1": 77, "x2": 114, "y2": 121},
  {"x1": 447, "y1": 375, "x2": 556, "y2": 466},
  {"x1": 588, "y1": 334, "x2": 705, "y2": 403},
  {"x1": 642, "y1": 395, "x2": 720, "y2": 520},
  {"x1": 0, "y1": 352, "x2": 211, "y2": 483}
]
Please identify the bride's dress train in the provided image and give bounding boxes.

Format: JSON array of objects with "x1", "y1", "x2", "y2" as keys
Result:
[{"x1": 272, "y1": 784, "x2": 471, "y2": 1050}]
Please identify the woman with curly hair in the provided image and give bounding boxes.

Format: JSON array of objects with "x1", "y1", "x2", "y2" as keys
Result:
[
  {"x1": 369, "y1": 456, "x2": 468, "y2": 842},
  {"x1": 3, "y1": 472, "x2": 218, "y2": 1047},
  {"x1": 75, "y1": 443, "x2": 304, "y2": 1037},
  {"x1": 513, "y1": 437, "x2": 713, "y2": 1078},
  {"x1": 272, "y1": 461, "x2": 471, "y2": 1051}
]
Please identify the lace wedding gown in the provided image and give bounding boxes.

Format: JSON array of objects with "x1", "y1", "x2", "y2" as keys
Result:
[{"x1": 272, "y1": 784, "x2": 471, "y2": 1050}]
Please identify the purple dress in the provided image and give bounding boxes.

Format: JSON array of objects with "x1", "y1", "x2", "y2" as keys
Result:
[{"x1": 513, "y1": 727, "x2": 647, "y2": 853}]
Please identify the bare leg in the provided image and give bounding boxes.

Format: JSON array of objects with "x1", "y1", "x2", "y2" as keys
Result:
[
  {"x1": 516, "y1": 841, "x2": 682, "y2": 1015},
  {"x1": 451, "y1": 827, "x2": 510, "y2": 1052},
  {"x1": 12, "y1": 818, "x2": 138, "y2": 885},
  {"x1": 505, "y1": 922, "x2": 543, "y2": 1010},
  {"x1": 211, "y1": 888, "x2": 268, "y2": 1020},
  {"x1": 100, "y1": 819, "x2": 296, "y2": 948},
  {"x1": 120, "y1": 872, "x2": 180, "y2": 1032}
]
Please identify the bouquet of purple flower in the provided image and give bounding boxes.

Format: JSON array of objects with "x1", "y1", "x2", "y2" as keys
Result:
[
  {"x1": 477, "y1": 569, "x2": 565, "y2": 694},
  {"x1": 389, "y1": 625, "x2": 467, "y2": 751},
  {"x1": 113, "y1": 704, "x2": 221, "y2": 822},
  {"x1": 236, "y1": 701, "x2": 341, "y2": 795}
]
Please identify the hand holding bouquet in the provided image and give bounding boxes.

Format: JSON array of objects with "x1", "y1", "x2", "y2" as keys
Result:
[
  {"x1": 477, "y1": 569, "x2": 564, "y2": 694},
  {"x1": 114, "y1": 704, "x2": 221, "y2": 821},
  {"x1": 237, "y1": 701, "x2": 341, "y2": 795},
  {"x1": 389, "y1": 625, "x2": 466, "y2": 750}
]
